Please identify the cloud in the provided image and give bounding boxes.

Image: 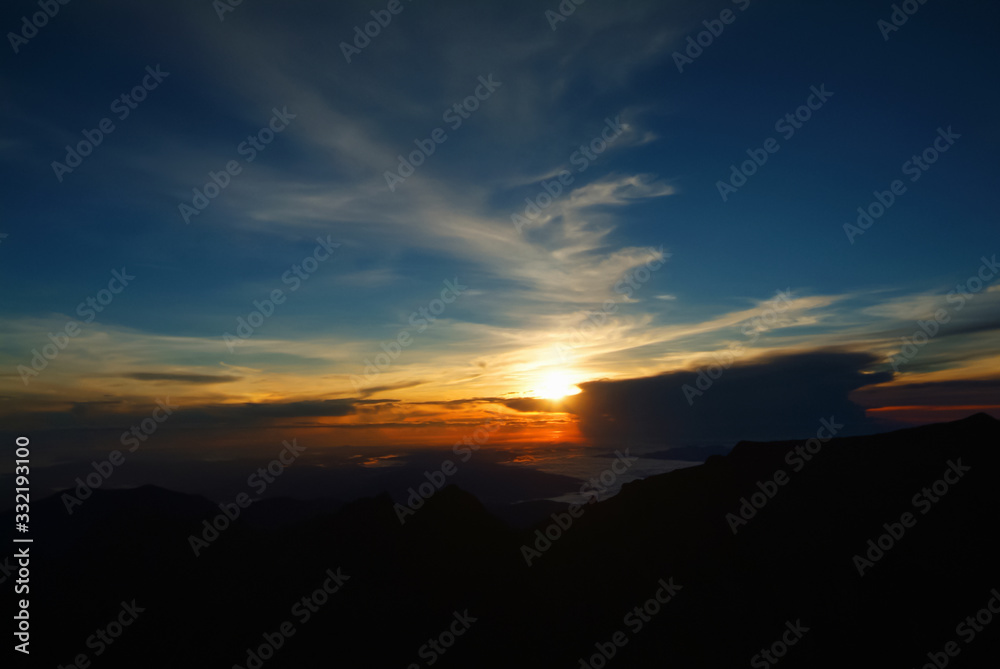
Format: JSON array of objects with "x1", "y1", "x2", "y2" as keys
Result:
[
  {"x1": 124, "y1": 373, "x2": 242, "y2": 384},
  {"x1": 853, "y1": 379, "x2": 1000, "y2": 408},
  {"x1": 176, "y1": 399, "x2": 359, "y2": 426},
  {"x1": 565, "y1": 173, "x2": 675, "y2": 210},
  {"x1": 935, "y1": 316, "x2": 1000, "y2": 338},
  {"x1": 555, "y1": 350, "x2": 892, "y2": 446},
  {"x1": 3, "y1": 398, "x2": 362, "y2": 432},
  {"x1": 502, "y1": 398, "x2": 564, "y2": 413},
  {"x1": 356, "y1": 380, "x2": 429, "y2": 399}
]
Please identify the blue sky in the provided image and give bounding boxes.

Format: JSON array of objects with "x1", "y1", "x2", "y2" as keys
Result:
[{"x1": 2, "y1": 0, "x2": 999, "y2": 460}]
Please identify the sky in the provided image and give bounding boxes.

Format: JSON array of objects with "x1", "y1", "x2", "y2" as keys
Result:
[{"x1": 2, "y1": 0, "x2": 999, "y2": 473}]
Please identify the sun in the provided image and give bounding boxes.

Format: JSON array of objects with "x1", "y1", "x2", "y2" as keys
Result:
[{"x1": 535, "y1": 371, "x2": 581, "y2": 400}]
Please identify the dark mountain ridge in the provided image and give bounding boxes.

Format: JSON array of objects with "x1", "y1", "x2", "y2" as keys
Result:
[{"x1": 8, "y1": 413, "x2": 998, "y2": 667}]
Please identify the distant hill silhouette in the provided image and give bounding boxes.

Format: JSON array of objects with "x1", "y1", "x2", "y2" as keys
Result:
[
  {"x1": 641, "y1": 443, "x2": 733, "y2": 461},
  {"x1": 9, "y1": 413, "x2": 999, "y2": 667}
]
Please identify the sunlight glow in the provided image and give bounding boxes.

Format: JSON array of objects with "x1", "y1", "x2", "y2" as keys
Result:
[{"x1": 535, "y1": 371, "x2": 582, "y2": 400}]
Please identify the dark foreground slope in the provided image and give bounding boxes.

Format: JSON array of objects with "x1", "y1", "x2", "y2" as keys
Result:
[{"x1": 7, "y1": 414, "x2": 999, "y2": 667}]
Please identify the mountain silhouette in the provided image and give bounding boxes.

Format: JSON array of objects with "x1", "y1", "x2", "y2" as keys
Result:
[{"x1": 9, "y1": 413, "x2": 999, "y2": 667}]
